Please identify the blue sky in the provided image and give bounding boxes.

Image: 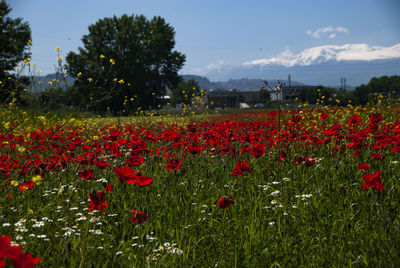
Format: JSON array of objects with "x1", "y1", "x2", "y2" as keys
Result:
[{"x1": 8, "y1": 0, "x2": 400, "y2": 79}]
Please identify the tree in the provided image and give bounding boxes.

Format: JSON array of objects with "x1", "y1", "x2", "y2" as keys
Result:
[
  {"x1": 250, "y1": 88, "x2": 270, "y2": 104},
  {"x1": 171, "y1": 79, "x2": 200, "y2": 106},
  {"x1": 66, "y1": 14, "x2": 185, "y2": 113},
  {"x1": 229, "y1": 89, "x2": 245, "y2": 103},
  {"x1": 258, "y1": 87, "x2": 271, "y2": 103},
  {"x1": 0, "y1": 0, "x2": 31, "y2": 103},
  {"x1": 354, "y1": 75, "x2": 400, "y2": 105}
]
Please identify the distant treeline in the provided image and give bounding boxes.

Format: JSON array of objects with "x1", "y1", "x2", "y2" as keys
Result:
[
  {"x1": 296, "y1": 75, "x2": 400, "y2": 106},
  {"x1": 14, "y1": 75, "x2": 399, "y2": 113}
]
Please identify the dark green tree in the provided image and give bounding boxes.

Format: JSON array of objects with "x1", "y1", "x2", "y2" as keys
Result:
[
  {"x1": 258, "y1": 87, "x2": 271, "y2": 103},
  {"x1": 66, "y1": 14, "x2": 185, "y2": 113},
  {"x1": 229, "y1": 89, "x2": 245, "y2": 103},
  {"x1": 354, "y1": 75, "x2": 400, "y2": 105},
  {"x1": 171, "y1": 79, "x2": 200, "y2": 106},
  {"x1": 0, "y1": 0, "x2": 31, "y2": 103}
]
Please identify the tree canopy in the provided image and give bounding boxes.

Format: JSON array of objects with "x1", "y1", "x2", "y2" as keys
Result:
[
  {"x1": 354, "y1": 75, "x2": 400, "y2": 105},
  {"x1": 66, "y1": 14, "x2": 185, "y2": 113},
  {"x1": 0, "y1": 0, "x2": 31, "y2": 103},
  {"x1": 170, "y1": 79, "x2": 200, "y2": 106}
]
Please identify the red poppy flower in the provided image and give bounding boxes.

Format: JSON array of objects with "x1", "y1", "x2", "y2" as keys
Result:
[
  {"x1": 218, "y1": 196, "x2": 234, "y2": 209},
  {"x1": 348, "y1": 114, "x2": 361, "y2": 126},
  {"x1": 135, "y1": 175, "x2": 154, "y2": 187},
  {"x1": 108, "y1": 129, "x2": 122, "y2": 141},
  {"x1": 371, "y1": 152, "x2": 383, "y2": 160},
  {"x1": 0, "y1": 235, "x2": 13, "y2": 258},
  {"x1": 279, "y1": 150, "x2": 288, "y2": 161},
  {"x1": 319, "y1": 113, "x2": 329, "y2": 121},
  {"x1": 95, "y1": 160, "x2": 109, "y2": 169},
  {"x1": 19, "y1": 181, "x2": 34, "y2": 192},
  {"x1": 117, "y1": 138, "x2": 128, "y2": 145},
  {"x1": 369, "y1": 113, "x2": 383, "y2": 125},
  {"x1": 358, "y1": 163, "x2": 370, "y2": 171},
  {"x1": 323, "y1": 123, "x2": 341, "y2": 136},
  {"x1": 0, "y1": 235, "x2": 41, "y2": 267},
  {"x1": 391, "y1": 146, "x2": 400, "y2": 153},
  {"x1": 78, "y1": 169, "x2": 96, "y2": 181},
  {"x1": 104, "y1": 184, "x2": 113, "y2": 191},
  {"x1": 362, "y1": 170, "x2": 384, "y2": 191},
  {"x1": 130, "y1": 210, "x2": 149, "y2": 224},
  {"x1": 128, "y1": 155, "x2": 145, "y2": 166},
  {"x1": 232, "y1": 161, "x2": 253, "y2": 177},
  {"x1": 114, "y1": 166, "x2": 137, "y2": 183},
  {"x1": 88, "y1": 191, "x2": 108, "y2": 213},
  {"x1": 187, "y1": 144, "x2": 203, "y2": 155},
  {"x1": 8, "y1": 251, "x2": 42, "y2": 268},
  {"x1": 165, "y1": 159, "x2": 182, "y2": 171},
  {"x1": 250, "y1": 144, "x2": 266, "y2": 158},
  {"x1": 232, "y1": 167, "x2": 243, "y2": 177}
]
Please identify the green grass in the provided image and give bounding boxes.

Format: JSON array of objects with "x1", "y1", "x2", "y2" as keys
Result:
[
  {"x1": 1, "y1": 148, "x2": 400, "y2": 267},
  {"x1": 1, "y1": 105, "x2": 400, "y2": 267}
]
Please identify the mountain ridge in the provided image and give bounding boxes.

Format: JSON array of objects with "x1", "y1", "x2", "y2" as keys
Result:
[
  {"x1": 243, "y1": 43, "x2": 400, "y2": 67},
  {"x1": 182, "y1": 75, "x2": 304, "y2": 91}
]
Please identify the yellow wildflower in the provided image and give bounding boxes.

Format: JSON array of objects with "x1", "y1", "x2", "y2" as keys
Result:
[{"x1": 32, "y1": 175, "x2": 43, "y2": 185}]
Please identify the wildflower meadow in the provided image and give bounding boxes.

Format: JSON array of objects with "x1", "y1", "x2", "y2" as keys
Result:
[{"x1": 1, "y1": 100, "x2": 400, "y2": 267}]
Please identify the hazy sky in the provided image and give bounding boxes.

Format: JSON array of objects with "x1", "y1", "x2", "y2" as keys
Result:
[{"x1": 8, "y1": 0, "x2": 400, "y2": 77}]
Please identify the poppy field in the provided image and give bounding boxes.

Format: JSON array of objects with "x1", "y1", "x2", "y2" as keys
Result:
[{"x1": 1, "y1": 104, "x2": 400, "y2": 267}]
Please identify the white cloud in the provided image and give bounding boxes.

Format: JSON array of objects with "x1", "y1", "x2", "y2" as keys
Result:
[
  {"x1": 206, "y1": 60, "x2": 230, "y2": 70},
  {"x1": 242, "y1": 43, "x2": 400, "y2": 67},
  {"x1": 306, "y1": 26, "x2": 349, "y2": 39}
]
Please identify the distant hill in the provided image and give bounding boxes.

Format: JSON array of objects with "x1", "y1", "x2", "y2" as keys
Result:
[
  {"x1": 29, "y1": 73, "x2": 75, "y2": 91},
  {"x1": 182, "y1": 75, "x2": 304, "y2": 90},
  {"x1": 31, "y1": 73, "x2": 308, "y2": 92},
  {"x1": 203, "y1": 43, "x2": 400, "y2": 87}
]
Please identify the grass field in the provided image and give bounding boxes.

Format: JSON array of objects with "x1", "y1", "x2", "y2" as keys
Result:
[{"x1": 1, "y1": 104, "x2": 400, "y2": 267}]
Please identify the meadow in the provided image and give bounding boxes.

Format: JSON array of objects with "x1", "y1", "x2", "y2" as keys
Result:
[{"x1": 1, "y1": 101, "x2": 400, "y2": 267}]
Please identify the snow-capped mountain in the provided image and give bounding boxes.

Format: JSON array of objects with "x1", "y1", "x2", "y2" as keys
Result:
[
  {"x1": 204, "y1": 43, "x2": 400, "y2": 86},
  {"x1": 243, "y1": 43, "x2": 400, "y2": 67}
]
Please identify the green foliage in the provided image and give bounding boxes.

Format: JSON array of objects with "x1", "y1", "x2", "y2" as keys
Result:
[
  {"x1": 66, "y1": 14, "x2": 185, "y2": 114},
  {"x1": 229, "y1": 89, "x2": 245, "y2": 103},
  {"x1": 354, "y1": 75, "x2": 400, "y2": 105},
  {"x1": 0, "y1": 1, "x2": 31, "y2": 72},
  {"x1": 298, "y1": 86, "x2": 331, "y2": 104},
  {"x1": 250, "y1": 88, "x2": 270, "y2": 104},
  {"x1": 38, "y1": 87, "x2": 67, "y2": 110},
  {"x1": 170, "y1": 79, "x2": 200, "y2": 106},
  {"x1": 0, "y1": 0, "x2": 31, "y2": 104}
]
